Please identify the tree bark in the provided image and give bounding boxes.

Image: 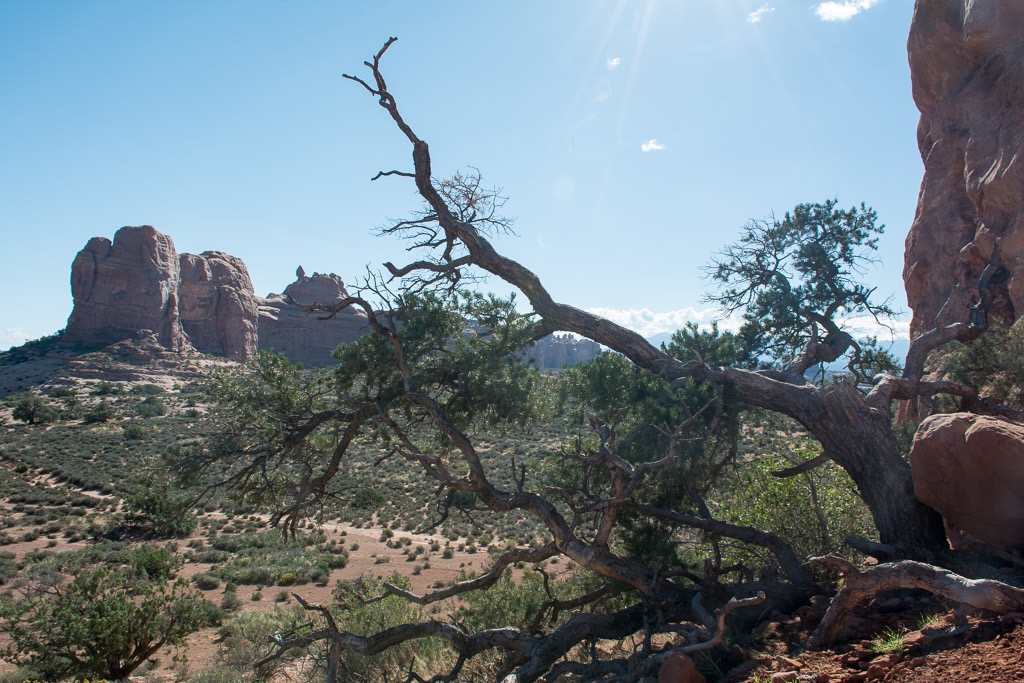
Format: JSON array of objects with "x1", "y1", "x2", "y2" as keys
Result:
[
  {"x1": 806, "y1": 556, "x2": 1024, "y2": 650},
  {"x1": 348, "y1": 39, "x2": 950, "y2": 558}
]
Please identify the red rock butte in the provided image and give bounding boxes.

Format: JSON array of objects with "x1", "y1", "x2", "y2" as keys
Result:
[{"x1": 63, "y1": 225, "x2": 369, "y2": 366}]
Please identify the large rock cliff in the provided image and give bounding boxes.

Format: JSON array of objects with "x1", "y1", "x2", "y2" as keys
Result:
[
  {"x1": 63, "y1": 226, "x2": 599, "y2": 368},
  {"x1": 65, "y1": 226, "x2": 185, "y2": 351},
  {"x1": 258, "y1": 272, "x2": 369, "y2": 366},
  {"x1": 64, "y1": 226, "x2": 367, "y2": 366},
  {"x1": 904, "y1": 1, "x2": 1024, "y2": 338},
  {"x1": 178, "y1": 251, "x2": 261, "y2": 360}
]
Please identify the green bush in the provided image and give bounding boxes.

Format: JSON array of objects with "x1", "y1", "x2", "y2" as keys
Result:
[
  {"x1": 331, "y1": 574, "x2": 445, "y2": 682},
  {"x1": 92, "y1": 381, "x2": 123, "y2": 396},
  {"x1": 194, "y1": 573, "x2": 221, "y2": 591},
  {"x1": 123, "y1": 423, "x2": 146, "y2": 440},
  {"x1": 84, "y1": 399, "x2": 116, "y2": 424},
  {"x1": 136, "y1": 395, "x2": 166, "y2": 418},
  {"x1": 0, "y1": 566, "x2": 213, "y2": 681},
  {"x1": 712, "y1": 440, "x2": 873, "y2": 565},
  {"x1": 11, "y1": 393, "x2": 58, "y2": 425}
]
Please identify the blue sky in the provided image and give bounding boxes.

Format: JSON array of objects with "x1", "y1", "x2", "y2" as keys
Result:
[{"x1": 0, "y1": 0, "x2": 919, "y2": 351}]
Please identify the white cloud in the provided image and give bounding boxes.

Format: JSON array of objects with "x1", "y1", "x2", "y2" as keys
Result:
[
  {"x1": 0, "y1": 328, "x2": 31, "y2": 352},
  {"x1": 606, "y1": 57, "x2": 621, "y2": 71},
  {"x1": 585, "y1": 307, "x2": 739, "y2": 338},
  {"x1": 640, "y1": 139, "x2": 665, "y2": 152},
  {"x1": 584, "y1": 307, "x2": 910, "y2": 341},
  {"x1": 747, "y1": 4, "x2": 776, "y2": 23},
  {"x1": 814, "y1": 0, "x2": 882, "y2": 22},
  {"x1": 839, "y1": 315, "x2": 909, "y2": 341}
]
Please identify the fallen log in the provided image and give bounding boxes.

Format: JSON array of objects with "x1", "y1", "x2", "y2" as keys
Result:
[{"x1": 805, "y1": 555, "x2": 1024, "y2": 650}]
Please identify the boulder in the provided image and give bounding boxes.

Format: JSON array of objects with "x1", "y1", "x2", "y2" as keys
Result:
[
  {"x1": 910, "y1": 412, "x2": 1024, "y2": 549},
  {"x1": 904, "y1": 1, "x2": 1024, "y2": 340},
  {"x1": 658, "y1": 652, "x2": 705, "y2": 683},
  {"x1": 178, "y1": 251, "x2": 260, "y2": 360},
  {"x1": 64, "y1": 225, "x2": 186, "y2": 351},
  {"x1": 257, "y1": 272, "x2": 368, "y2": 366}
]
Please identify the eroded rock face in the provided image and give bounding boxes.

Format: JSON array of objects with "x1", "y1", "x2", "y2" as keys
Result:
[
  {"x1": 178, "y1": 251, "x2": 260, "y2": 360},
  {"x1": 257, "y1": 272, "x2": 369, "y2": 366},
  {"x1": 65, "y1": 228, "x2": 369, "y2": 365},
  {"x1": 65, "y1": 226, "x2": 185, "y2": 351},
  {"x1": 524, "y1": 334, "x2": 601, "y2": 369},
  {"x1": 910, "y1": 412, "x2": 1024, "y2": 549},
  {"x1": 904, "y1": 1, "x2": 1024, "y2": 339}
]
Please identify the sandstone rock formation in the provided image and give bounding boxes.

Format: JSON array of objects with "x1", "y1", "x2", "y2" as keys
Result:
[
  {"x1": 65, "y1": 226, "x2": 185, "y2": 351},
  {"x1": 904, "y1": 1, "x2": 1024, "y2": 340},
  {"x1": 178, "y1": 251, "x2": 260, "y2": 360},
  {"x1": 63, "y1": 226, "x2": 593, "y2": 369},
  {"x1": 258, "y1": 272, "x2": 368, "y2": 366},
  {"x1": 523, "y1": 333, "x2": 600, "y2": 369},
  {"x1": 910, "y1": 412, "x2": 1024, "y2": 549},
  {"x1": 64, "y1": 226, "x2": 366, "y2": 366}
]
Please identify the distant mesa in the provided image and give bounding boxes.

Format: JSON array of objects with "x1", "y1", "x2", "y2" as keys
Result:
[
  {"x1": 63, "y1": 225, "x2": 368, "y2": 366},
  {"x1": 62, "y1": 226, "x2": 598, "y2": 369}
]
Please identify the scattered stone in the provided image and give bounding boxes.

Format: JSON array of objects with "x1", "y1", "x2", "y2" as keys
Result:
[{"x1": 776, "y1": 656, "x2": 803, "y2": 671}]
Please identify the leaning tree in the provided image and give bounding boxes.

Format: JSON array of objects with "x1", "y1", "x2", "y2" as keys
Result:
[{"x1": 187, "y1": 38, "x2": 1022, "y2": 683}]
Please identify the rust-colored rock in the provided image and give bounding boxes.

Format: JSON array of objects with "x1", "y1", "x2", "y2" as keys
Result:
[
  {"x1": 910, "y1": 412, "x2": 1024, "y2": 549},
  {"x1": 658, "y1": 651, "x2": 706, "y2": 683},
  {"x1": 904, "y1": 1, "x2": 1024, "y2": 340},
  {"x1": 178, "y1": 251, "x2": 260, "y2": 360},
  {"x1": 65, "y1": 226, "x2": 185, "y2": 351},
  {"x1": 257, "y1": 272, "x2": 369, "y2": 366}
]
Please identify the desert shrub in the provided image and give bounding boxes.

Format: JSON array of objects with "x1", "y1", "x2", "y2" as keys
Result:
[
  {"x1": 939, "y1": 318, "x2": 1024, "y2": 407},
  {"x1": 121, "y1": 482, "x2": 198, "y2": 538},
  {"x1": 456, "y1": 569, "x2": 550, "y2": 633},
  {"x1": 92, "y1": 381, "x2": 123, "y2": 396},
  {"x1": 0, "y1": 553, "x2": 16, "y2": 585},
  {"x1": 712, "y1": 439, "x2": 873, "y2": 565},
  {"x1": 84, "y1": 399, "x2": 116, "y2": 423},
  {"x1": 220, "y1": 589, "x2": 241, "y2": 612},
  {"x1": 0, "y1": 565, "x2": 212, "y2": 681},
  {"x1": 194, "y1": 573, "x2": 221, "y2": 590},
  {"x1": 330, "y1": 574, "x2": 445, "y2": 682},
  {"x1": 123, "y1": 422, "x2": 146, "y2": 440},
  {"x1": 11, "y1": 393, "x2": 58, "y2": 425},
  {"x1": 215, "y1": 608, "x2": 306, "y2": 681},
  {"x1": 136, "y1": 395, "x2": 167, "y2": 418},
  {"x1": 207, "y1": 531, "x2": 329, "y2": 586}
]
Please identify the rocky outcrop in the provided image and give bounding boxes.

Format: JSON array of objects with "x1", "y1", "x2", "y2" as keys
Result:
[
  {"x1": 178, "y1": 251, "x2": 260, "y2": 360},
  {"x1": 904, "y1": 1, "x2": 1024, "y2": 339},
  {"x1": 64, "y1": 227, "x2": 366, "y2": 366},
  {"x1": 258, "y1": 272, "x2": 368, "y2": 366},
  {"x1": 63, "y1": 227, "x2": 595, "y2": 369},
  {"x1": 524, "y1": 334, "x2": 601, "y2": 369},
  {"x1": 910, "y1": 412, "x2": 1024, "y2": 549},
  {"x1": 65, "y1": 226, "x2": 185, "y2": 351}
]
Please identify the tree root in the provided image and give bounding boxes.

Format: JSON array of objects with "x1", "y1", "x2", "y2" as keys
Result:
[{"x1": 805, "y1": 555, "x2": 1024, "y2": 650}]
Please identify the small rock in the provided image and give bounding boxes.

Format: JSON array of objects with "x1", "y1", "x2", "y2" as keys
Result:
[
  {"x1": 776, "y1": 656, "x2": 803, "y2": 671},
  {"x1": 810, "y1": 594, "x2": 831, "y2": 609},
  {"x1": 770, "y1": 672, "x2": 798, "y2": 683},
  {"x1": 865, "y1": 664, "x2": 887, "y2": 680}
]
